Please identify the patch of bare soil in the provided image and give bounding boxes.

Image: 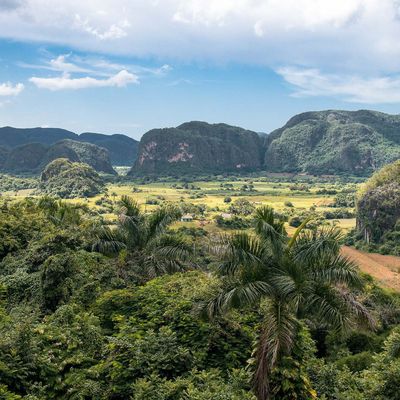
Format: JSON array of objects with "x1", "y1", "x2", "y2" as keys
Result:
[{"x1": 341, "y1": 246, "x2": 400, "y2": 291}]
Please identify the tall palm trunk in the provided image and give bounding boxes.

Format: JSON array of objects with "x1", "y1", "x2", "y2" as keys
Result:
[{"x1": 252, "y1": 327, "x2": 272, "y2": 400}]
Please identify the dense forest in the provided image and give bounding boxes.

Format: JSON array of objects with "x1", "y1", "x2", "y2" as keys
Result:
[{"x1": 1, "y1": 190, "x2": 400, "y2": 399}]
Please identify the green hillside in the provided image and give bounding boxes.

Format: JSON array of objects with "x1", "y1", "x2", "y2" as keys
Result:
[
  {"x1": 2, "y1": 140, "x2": 115, "y2": 175},
  {"x1": 265, "y1": 110, "x2": 400, "y2": 175},
  {"x1": 0, "y1": 126, "x2": 138, "y2": 166}
]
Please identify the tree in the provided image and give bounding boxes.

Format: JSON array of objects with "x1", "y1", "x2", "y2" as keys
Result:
[
  {"x1": 203, "y1": 206, "x2": 372, "y2": 400},
  {"x1": 92, "y1": 195, "x2": 192, "y2": 281}
]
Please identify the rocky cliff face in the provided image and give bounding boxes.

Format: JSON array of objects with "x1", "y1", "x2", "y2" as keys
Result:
[
  {"x1": 264, "y1": 110, "x2": 400, "y2": 175},
  {"x1": 130, "y1": 121, "x2": 263, "y2": 175}
]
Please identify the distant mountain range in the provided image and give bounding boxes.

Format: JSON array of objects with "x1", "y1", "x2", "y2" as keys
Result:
[
  {"x1": 0, "y1": 139, "x2": 115, "y2": 175},
  {"x1": 2, "y1": 110, "x2": 400, "y2": 176},
  {"x1": 0, "y1": 126, "x2": 139, "y2": 166},
  {"x1": 131, "y1": 110, "x2": 400, "y2": 176}
]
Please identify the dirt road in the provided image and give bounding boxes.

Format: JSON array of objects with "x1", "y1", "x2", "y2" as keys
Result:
[{"x1": 341, "y1": 246, "x2": 400, "y2": 291}]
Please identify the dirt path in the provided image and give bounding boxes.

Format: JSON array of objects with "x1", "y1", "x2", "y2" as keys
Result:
[{"x1": 341, "y1": 246, "x2": 400, "y2": 291}]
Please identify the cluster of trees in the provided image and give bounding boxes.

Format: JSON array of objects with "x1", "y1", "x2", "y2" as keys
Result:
[
  {"x1": 0, "y1": 196, "x2": 400, "y2": 399},
  {"x1": 38, "y1": 158, "x2": 105, "y2": 199},
  {"x1": 0, "y1": 174, "x2": 37, "y2": 193},
  {"x1": 350, "y1": 160, "x2": 400, "y2": 255}
]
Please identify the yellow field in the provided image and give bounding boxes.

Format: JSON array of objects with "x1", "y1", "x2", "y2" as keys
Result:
[{"x1": 2, "y1": 177, "x2": 357, "y2": 233}]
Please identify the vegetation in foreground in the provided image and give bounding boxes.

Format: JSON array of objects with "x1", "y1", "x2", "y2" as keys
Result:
[{"x1": 0, "y1": 195, "x2": 399, "y2": 399}]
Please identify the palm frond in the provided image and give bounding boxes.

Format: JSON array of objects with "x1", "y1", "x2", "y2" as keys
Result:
[
  {"x1": 203, "y1": 281, "x2": 274, "y2": 319},
  {"x1": 209, "y1": 232, "x2": 266, "y2": 277},
  {"x1": 312, "y1": 254, "x2": 362, "y2": 288},
  {"x1": 287, "y1": 217, "x2": 312, "y2": 249},
  {"x1": 292, "y1": 226, "x2": 343, "y2": 265},
  {"x1": 147, "y1": 205, "x2": 181, "y2": 239},
  {"x1": 92, "y1": 225, "x2": 127, "y2": 256},
  {"x1": 148, "y1": 234, "x2": 193, "y2": 262},
  {"x1": 254, "y1": 206, "x2": 286, "y2": 244},
  {"x1": 337, "y1": 288, "x2": 376, "y2": 330},
  {"x1": 305, "y1": 283, "x2": 353, "y2": 333},
  {"x1": 119, "y1": 195, "x2": 141, "y2": 217}
]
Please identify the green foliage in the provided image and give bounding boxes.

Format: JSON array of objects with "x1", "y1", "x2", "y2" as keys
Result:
[
  {"x1": 131, "y1": 369, "x2": 255, "y2": 400},
  {"x1": 355, "y1": 160, "x2": 400, "y2": 252},
  {"x1": 265, "y1": 110, "x2": 400, "y2": 176},
  {"x1": 93, "y1": 195, "x2": 192, "y2": 282},
  {"x1": 0, "y1": 195, "x2": 399, "y2": 400},
  {"x1": 39, "y1": 158, "x2": 105, "y2": 198},
  {"x1": 204, "y1": 205, "x2": 369, "y2": 399},
  {"x1": 0, "y1": 174, "x2": 37, "y2": 192},
  {"x1": 229, "y1": 198, "x2": 255, "y2": 215}
]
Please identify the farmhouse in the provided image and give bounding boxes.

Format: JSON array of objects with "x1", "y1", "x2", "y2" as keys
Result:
[{"x1": 181, "y1": 214, "x2": 194, "y2": 222}]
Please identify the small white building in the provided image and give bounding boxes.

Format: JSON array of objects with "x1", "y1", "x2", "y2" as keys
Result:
[
  {"x1": 181, "y1": 214, "x2": 194, "y2": 222},
  {"x1": 220, "y1": 213, "x2": 232, "y2": 219}
]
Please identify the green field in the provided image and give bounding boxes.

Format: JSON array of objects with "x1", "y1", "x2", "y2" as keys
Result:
[
  {"x1": 1, "y1": 174, "x2": 359, "y2": 234},
  {"x1": 74, "y1": 176, "x2": 359, "y2": 233}
]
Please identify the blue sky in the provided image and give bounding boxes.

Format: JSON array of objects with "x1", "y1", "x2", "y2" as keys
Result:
[{"x1": 1, "y1": 1, "x2": 400, "y2": 140}]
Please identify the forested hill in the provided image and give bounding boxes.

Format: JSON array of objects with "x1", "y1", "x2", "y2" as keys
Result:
[
  {"x1": 131, "y1": 111, "x2": 400, "y2": 176},
  {"x1": 0, "y1": 126, "x2": 138, "y2": 166},
  {"x1": 129, "y1": 121, "x2": 263, "y2": 175},
  {"x1": 0, "y1": 139, "x2": 116, "y2": 175},
  {"x1": 265, "y1": 110, "x2": 400, "y2": 175}
]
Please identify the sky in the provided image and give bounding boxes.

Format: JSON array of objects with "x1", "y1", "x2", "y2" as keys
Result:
[{"x1": 1, "y1": 1, "x2": 400, "y2": 140}]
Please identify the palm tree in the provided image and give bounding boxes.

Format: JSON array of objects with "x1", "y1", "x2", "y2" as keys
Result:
[
  {"x1": 92, "y1": 195, "x2": 192, "y2": 281},
  {"x1": 203, "y1": 206, "x2": 373, "y2": 400},
  {"x1": 37, "y1": 196, "x2": 84, "y2": 226}
]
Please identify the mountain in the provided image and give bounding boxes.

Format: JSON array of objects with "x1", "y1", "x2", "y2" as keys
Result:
[
  {"x1": 129, "y1": 121, "x2": 263, "y2": 175},
  {"x1": 0, "y1": 126, "x2": 138, "y2": 166},
  {"x1": 41, "y1": 140, "x2": 116, "y2": 174},
  {"x1": 264, "y1": 110, "x2": 400, "y2": 175},
  {"x1": 0, "y1": 146, "x2": 10, "y2": 169},
  {"x1": 2, "y1": 140, "x2": 115, "y2": 175},
  {"x1": 79, "y1": 132, "x2": 138, "y2": 165},
  {"x1": 39, "y1": 158, "x2": 105, "y2": 198},
  {"x1": 0, "y1": 127, "x2": 77, "y2": 148},
  {"x1": 3, "y1": 143, "x2": 48, "y2": 173}
]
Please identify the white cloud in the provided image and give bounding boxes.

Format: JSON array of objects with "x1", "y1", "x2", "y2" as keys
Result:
[
  {"x1": 277, "y1": 66, "x2": 400, "y2": 103},
  {"x1": 0, "y1": 82, "x2": 24, "y2": 96},
  {"x1": 74, "y1": 14, "x2": 130, "y2": 40},
  {"x1": 0, "y1": 0, "x2": 389, "y2": 68},
  {"x1": 49, "y1": 54, "x2": 93, "y2": 73},
  {"x1": 29, "y1": 70, "x2": 138, "y2": 91},
  {"x1": 3, "y1": 1, "x2": 400, "y2": 103}
]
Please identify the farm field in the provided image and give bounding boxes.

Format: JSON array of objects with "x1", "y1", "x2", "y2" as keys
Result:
[
  {"x1": 1, "y1": 175, "x2": 359, "y2": 233},
  {"x1": 75, "y1": 175, "x2": 359, "y2": 233}
]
